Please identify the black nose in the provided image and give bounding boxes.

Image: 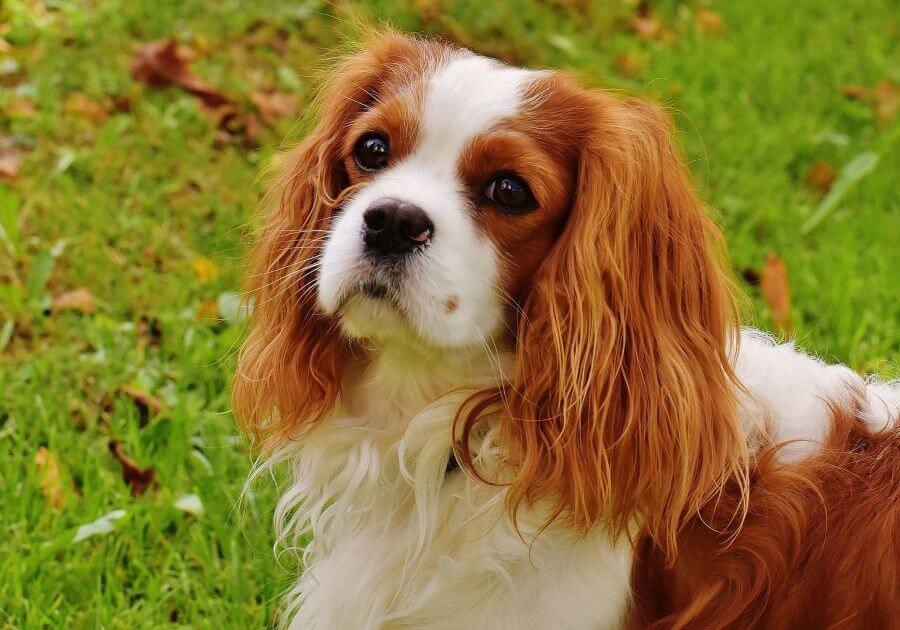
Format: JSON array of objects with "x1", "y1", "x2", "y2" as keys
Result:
[{"x1": 363, "y1": 198, "x2": 434, "y2": 256}]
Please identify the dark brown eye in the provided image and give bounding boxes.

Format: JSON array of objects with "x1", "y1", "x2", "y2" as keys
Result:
[
  {"x1": 354, "y1": 133, "x2": 389, "y2": 171},
  {"x1": 483, "y1": 174, "x2": 537, "y2": 214}
]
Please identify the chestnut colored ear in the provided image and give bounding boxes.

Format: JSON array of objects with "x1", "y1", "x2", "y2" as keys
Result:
[
  {"x1": 465, "y1": 90, "x2": 748, "y2": 555},
  {"x1": 232, "y1": 33, "x2": 426, "y2": 449}
]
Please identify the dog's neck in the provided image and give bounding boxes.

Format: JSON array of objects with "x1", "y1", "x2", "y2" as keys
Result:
[{"x1": 341, "y1": 339, "x2": 513, "y2": 425}]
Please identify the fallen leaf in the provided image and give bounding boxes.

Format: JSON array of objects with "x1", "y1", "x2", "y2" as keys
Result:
[
  {"x1": 195, "y1": 299, "x2": 219, "y2": 321},
  {"x1": 840, "y1": 85, "x2": 868, "y2": 100},
  {"x1": 6, "y1": 98, "x2": 36, "y2": 118},
  {"x1": 802, "y1": 152, "x2": 879, "y2": 234},
  {"x1": 632, "y1": 12, "x2": 660, "y2": 41},
  {"x1": 0, "y1": 144, "x2": 21, "y2": 179},
  {"x1": 35, "y1": 447, "x2": 66, "y2": 508},
  {"x1": 250, "y1": 90, "x2": 301, "y2": 125},
  {"x1": 191, "y1": 256, "x2": 220, "y2": 283},
  {"x1": 760, "y1": 253, "x2": 792, "y2": 335},
  {"x1": 72, "y1": 509, "x2": 126, "y2": 543},
  {"x1": 873, "y1": 79, "x2": 898, "y2": 127},
  {"x1": 118, "y1": 384, "x2": 165, "y2": 424},
  {"x1": 53, "y1": 288, "x2": 96, "y2": 314},
  {"x1": 137, "y1": 316, "x2": 162, "y2": 350},
  {"x1": 64, "y1": 93, "x2": 108, "y2": 122},
  {"x1": 614, "y1": 52, "x2": 648, "y2": 77},
  {"x1": 131, "y1": 40, "x2": 230, "y2": 108},
  {"x1": 108, "y1": 440, "x2": 155, "y2": 497},
  {"x1": 740, "y1": 268, "x2": 761, "y2": 286},
  {"x1": 174, "y1": 493, "x2": 203, "y2": 516},
  {"x1": 696, "y1": 8, "x2": 725, "y2": 34},
  {"x1": 803, "y1": 161, "x2": 837, "y2": 195}
]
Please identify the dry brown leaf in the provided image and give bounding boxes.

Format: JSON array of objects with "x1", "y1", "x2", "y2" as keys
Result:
[
  {"x1": 804, "y1": 161, "x2": 837, "y2": 195},
  {"x1": 873, "y1": 79, "x2": 898, "y2": 127},
  {"x1": 0, "y1": 143, "x2": 21, "y2": 179},
  {"x1": 7, "y1": 98, "x2": 36, "y2": 118},
  {"x1": 841, "y1": 85, "x2": 868, "y2": 101},
  {"x1": 108, "y1": 440, "x2": 155, "y2": 497},
  {"x1": 118, "y1": 385, "x2": 165, "y2": 424},
  {"x1": 35, "y1": 447, "x2": 66, "y2": 508},
  {"x1": 137, "y1": 316, "x2": 162, "y2": 350},
  {"x1": 64, "y1": 93, "x2": 108, "y2": 122},
  {"x1": 632, "y1": 13, "x2": 660, "y2": 41},
  {"x1": 53, "y1": 288, "x2": 97, "y2": 314},
  {"x1": 696, "y1": 8, "x2": 725, "y2": 34},
  {"x1": 614, "y1": 52, "x2": 648, "y2": 77},
  {"x1": 760, "y1": 253, "x2": 792, "y2": 335},
  {"x1": 250, "y1": 90, "x2": 301, "y2": 125},
  {"x1": 131, "y1": 40, "x2": 230, "y2": 108},
  {"x1": 191, "y1": 256, "x2": 220, "y2": 283}
]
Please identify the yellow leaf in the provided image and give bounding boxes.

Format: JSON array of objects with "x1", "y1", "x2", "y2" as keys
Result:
[
  {"x1": 191, "y1": 257, "x2": 220, "y2": 283},
  {"x1": 35, "y1": 447, "x2": 66, "y2": 509}
]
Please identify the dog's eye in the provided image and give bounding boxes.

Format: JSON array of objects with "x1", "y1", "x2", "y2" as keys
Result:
[
  {"x1": 354, "y1": 133, "x2": 390, "y2": 171},
  {"x1": 483, "y1": 174, "x2": 536, "y2": 214}
]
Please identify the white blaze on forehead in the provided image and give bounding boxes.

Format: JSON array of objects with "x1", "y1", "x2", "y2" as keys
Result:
[{"x1": 412, "y1": 53, "x2": 538, "y2": 170}]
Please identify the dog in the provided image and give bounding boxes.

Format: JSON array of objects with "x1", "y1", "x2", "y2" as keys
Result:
[{"x1": 233, "y1": 32, "x2": 899, "y2": 629}]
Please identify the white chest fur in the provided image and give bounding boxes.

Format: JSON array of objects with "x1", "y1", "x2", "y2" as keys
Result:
[{"x1": 269, "y1": 345, "x2": 632, "y2": 630}]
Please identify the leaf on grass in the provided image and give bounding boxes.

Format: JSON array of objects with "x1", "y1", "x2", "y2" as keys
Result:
[
  {"x1": 760, "y1": 253, "x2": 792, "y2": 336},
  {"x1": 26, "y1": 249, "x2": 54, "y2": 304},
  {"x1": 108, "y1": 440, "x2": 155, "y2": 497},
  {"x1": 840, "y1": 85, "x2": 868, "y2": 100},
  {"x1": 614, "y1": 52, "x2": 648, "y2": 77},
  {"x1": 137, "y1": 315, "x2": 162, "y2": 349},
  {"x1": 250, "y1": 90, "x2": 301, "y2": 125},
  {"x1": 118, "y1": 384, "x2": 166, "y2": 424},
  {"x1": 205, "y1": 105, "x2": 262, "y2": 148},
  {"x1": 131, "y1": 40, "x2": 231, "y2": 108},
  {"x1": 6, "y1": 98, "x2": 37, "y2": 119},
  {"x1": 35, "y1": 447, "x2": 67, "y2": 508},
  {"x1": 64, "y1": 93, "x2": 108, "y2": 122},
  {"x1": 803, "y1": 161, "x2": 836, "y2": 195},
  {"x1": 53, "y1": 288, "x2": 96, "y2": 314},
  {"x1": 0, "y1": 143, "x2": 21, "y2": 179},
  {"x1": 217, "y1": 291, "x2": 251, "y2": 324},
  {"x1": 191, "y1": 256, "x2": 220, "y2": 283},
  {"x1": 873, "y1": 79, "x2": 898, "y2": 127},
  {"x1": 72, "y1": 509, "x2": 126, "y2": 543},
  {"x1": 801, "y1": 152, "x2": 879, "y2": 235},
  {"x1": 696, "y1": 9, "x2": 725, "y2": 34},
  {"x1": 174, "y1": 493, "x2": 203, "y2": 516},
  {"x1": 632, "y1": 2, "x2": 661, "y2": 41}
]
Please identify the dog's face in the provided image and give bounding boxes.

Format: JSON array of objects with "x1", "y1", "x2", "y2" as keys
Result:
[
  {"x1": 234, "y1": 33, "x2": 745, "y2": 552},
  {"x1": 317, "y1": 51, "x2": 574, "y2": 349}
]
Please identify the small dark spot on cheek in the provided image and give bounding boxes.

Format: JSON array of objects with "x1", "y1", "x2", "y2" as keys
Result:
[{"x1": 444, "y1": 295, "x2": 459, "y2": 314}]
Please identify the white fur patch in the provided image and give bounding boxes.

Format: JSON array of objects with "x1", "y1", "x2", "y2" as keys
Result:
[{"x1": 735, "y1": 329, "x2": 898, "y2": 461}]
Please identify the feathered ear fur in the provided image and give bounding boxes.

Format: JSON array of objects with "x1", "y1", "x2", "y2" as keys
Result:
[
  {"x1": 461, "y1": 88, "x2": 748, "y2": 556},
  {"x1": 232, "y1": 33, "x2": 426, "y2": 450}
]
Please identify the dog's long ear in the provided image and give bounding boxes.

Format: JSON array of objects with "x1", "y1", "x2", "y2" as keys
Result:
[
  {"x1": 499, "y1": 91, "x2": 747, "y2": 554},
  {"x1": 232, "y1": 33, "x2": 424, "y2": 450}
]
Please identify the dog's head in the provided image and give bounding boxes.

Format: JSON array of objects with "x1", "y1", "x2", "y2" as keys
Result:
[{"x1": 234, "y1": 33, "x2": 746, "y2": 551}]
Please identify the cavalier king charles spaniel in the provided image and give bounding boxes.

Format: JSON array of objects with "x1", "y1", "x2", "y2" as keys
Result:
[{"x1": 233, "y1": 33, "x2": 899, "y2": 629}]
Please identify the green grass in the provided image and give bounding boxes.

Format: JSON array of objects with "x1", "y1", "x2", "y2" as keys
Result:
[{"x1": 1, "y1": 0, "x2": 897, "y2": 626}]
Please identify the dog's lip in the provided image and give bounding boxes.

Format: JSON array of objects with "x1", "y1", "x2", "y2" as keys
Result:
[{"x1": 334, "y1": 277, "x2": 400, "y2": 314}]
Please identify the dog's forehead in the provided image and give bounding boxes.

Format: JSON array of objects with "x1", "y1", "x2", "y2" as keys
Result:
[{"x1": 411, "y1": 52, "x2": 541, "y2": 168}]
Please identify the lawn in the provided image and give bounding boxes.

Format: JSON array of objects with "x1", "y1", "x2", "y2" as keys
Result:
[{"x1": 0, "y1": 0, "x2": 897, "y2": 627}]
